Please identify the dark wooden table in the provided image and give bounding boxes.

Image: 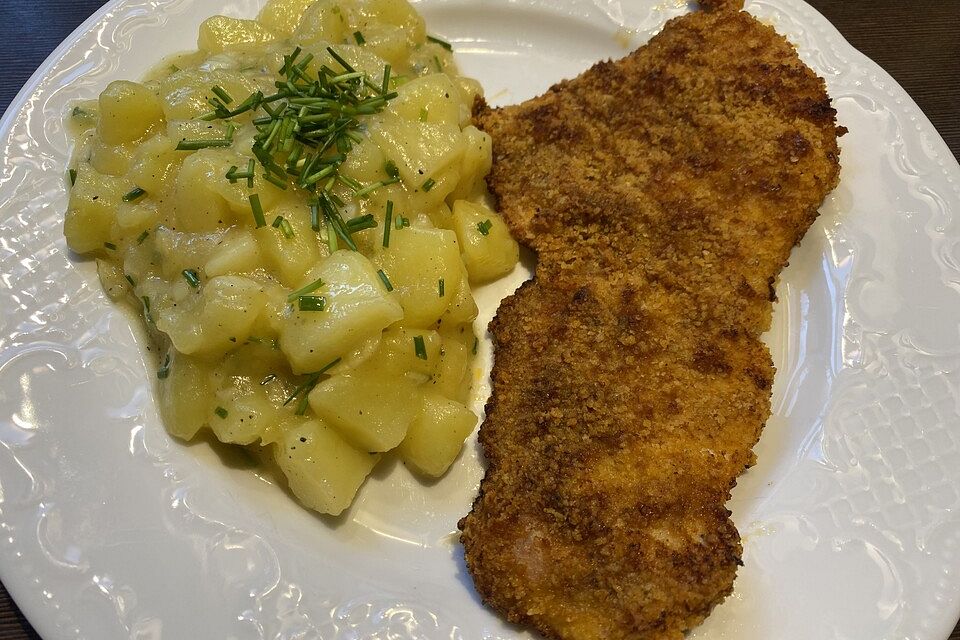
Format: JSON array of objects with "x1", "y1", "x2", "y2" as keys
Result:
[{"x1": 0, "y1": 1, "x2": 958, "y2": 638}]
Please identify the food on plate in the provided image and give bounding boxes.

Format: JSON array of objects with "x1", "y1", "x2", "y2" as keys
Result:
[
  {"x1": 62, "y1": 0, "x2": 518, "y2": 516},
  {"x1": 459, "y1": 0, "x2": 843, "y2": 637}
]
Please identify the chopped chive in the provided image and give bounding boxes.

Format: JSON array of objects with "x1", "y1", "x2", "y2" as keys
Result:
[
  {"x1": 381, "y1": 64, "x2": 391, "y2": 94},
  {"x1": 383, "y1": 200, "x2": 393, "y2": 247},
  {"x1": 271, "y1": 215, "x2": 283, "y2": 228},
  {"x1": 433, "y1": 55, "x2": 443, "y2": 72},
  {"x1": 310, "y1": 201, "x2": 321, "y2": 231},
  {"x1": 249, "y1": 194, "x2": 266, "y2": 228},
  {"x1": 103, "y1": 242, "x2": 117, "y2": 251},
  {"x1": 214, "y1": 406, "x2": 228, "y2": 419},
  {"x1": 345, "y1": 214, "x2": 377, "y2": 232},
  {"x1": 438, "y1": 278, "x2": 445, "y2": 297},
  {"x1": 182, "y1": 268, "x2": 200, "y2": 288},
  {"x1": 156, "y1": 352, "x2": 171, "y2": 379},
  {"x1": 394, "y1": 215, "x2": 409, "y2": 229},
  {"x1": 122, "y1": 186, "x2": 146, "y2": 202},
  {"x1": 422, "y1": 177, "x2": 436, "y2": 192},
  {"x1": 326, "y1": 47, "x2": 355, "y2": 73},
  {"x1": 427, "y1": 35, "x2": 454, "y2": 51},
  {"x1": 419, "y1": 107, "x2": 428, "y2": 122},
  {"x1": 414, "y1": 335, "x2": 427, "y2": 360},
  {"x1": 472, "y1": 336, "x2": 479, "y2": 354},
  {"x1": 211, "y1": 85, "x2": 233, "y2": 104},
  {"x1": 68, "y1": 168, "x2": 77, "y2": 186},
  {"x1": 136, "y1": 229, "x2": 149, "y2": 245},
  {"x1": 141, "y1": 296, "x2": 153, "y2": 323},
  {"x1": 287, "y1": 277, "x2": 324, "y2": 302},
  {"x1": 353, "y1": 31, "x2": 365, "y2": 44},
  {"x1": 175, "y1": 138, "x2": 233, "y2": 150},
  {"x1": 124, "y1": 274, "x2": 136, "y2": 287},
  {"x1": 384, "y1": 159, "x2": 399, "y2": 179},
  {"x1": 260, "y1": 373, "x2": 277, "y2": 385},
  {"x1": 477, "y1": 218, "x2": 493, "y2": 236},
  {"x1": 377, "y1": 269, "x2": 393, "y2": 291},
  {"x1": 283, "y1": 357, "x2": 341, "y2": 407},
  {"x1": 297, "y1": 295, "x2": 326, "y2": 311},
  {"x1": 278, "y1": 217, "x2": 295, "y2": 238}
]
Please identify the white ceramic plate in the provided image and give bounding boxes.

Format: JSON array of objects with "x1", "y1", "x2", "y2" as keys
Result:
[{"x1": 1, "y1": 0, "x2": 959, "y2": 638}]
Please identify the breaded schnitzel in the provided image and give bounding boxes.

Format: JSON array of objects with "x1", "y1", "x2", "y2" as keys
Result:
[{"x1": 458, "y1": 1, "x2": 843, "y2": 638}]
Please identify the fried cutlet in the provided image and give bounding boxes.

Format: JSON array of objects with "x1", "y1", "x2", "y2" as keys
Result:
[{"x1": 458, "y1": 1, "x2": 843, "y2": 638}]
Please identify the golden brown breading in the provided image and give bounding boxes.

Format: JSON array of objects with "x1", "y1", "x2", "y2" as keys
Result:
[{"x1": 458, "y1": 2, "x2": 842, "y2": 639}]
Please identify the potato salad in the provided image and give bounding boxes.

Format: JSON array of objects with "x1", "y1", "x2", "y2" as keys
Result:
[{"x1": 62, "y1": 0, "x2": 519, "y2": 515}]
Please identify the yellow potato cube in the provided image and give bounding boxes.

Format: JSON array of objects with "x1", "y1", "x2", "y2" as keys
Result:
[
  {"x1": 398, "y1": 393, "x2": 477, "y2": 477},
  {"x1": 197, "y1": 16, "x2": 276, "y2": 53},
  {"x1": 97, "y1": 80, "x2": 165, "y2": 145},
  {"x1": 274, "y1": 418, "x2": 380, "y2": 515},
  {"x1": 451, "y1": 200, "x2": 519, "y2": 283},
  {"x1": 308, "y1": 369, "x2": 422, "y2": 451}
]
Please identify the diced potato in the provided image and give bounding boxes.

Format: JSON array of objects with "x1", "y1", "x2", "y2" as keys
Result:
[
  {"x1": 159, "y1": 69, "x2": 262, "y2": 121},
  {"x1": 428, "y1": 335, "x2": 471, "y2": 402},
  {"x1": 255, "y1": 203, "x2": 324, "y2": 287},
  {"x1": 198, "y1": 16, "x2": 277, "y2": 53},
  {"x1": 257, "y1": 0, "x2": 317, "y2": 34},
  {"x1": 388, "y1": 73, "x2": 460, "y2": 127},
  {"x1": 338, "y1": 135, "x2": 388, "y2": 185},
  {"x1": 153, "y1": 226, "x2": 225, "y2": 280},
  {"x1": 89, "y1": 138, "x2": 135, "y2": 176},
  {"x1": 439, "y1": 266, "x2": 478, "y2": 324},
  {"x1": 447, "y1": 126, "x2": 492, "y2": 202},
  {"x1": 157, "y1": 275, "x2": 267, "y2": 356},
  {"x1": 353, "y1": 24, "x2": 408, "y2": 68},
  {"x1": 96, "y1": 258, "x2": 130, "y2": 301},
  {"x1": 274, "y1": 418, "x2": 380, "y2": 515},
  {"x1": 115, "y1": 200, "x2": 159, "y2": 238},
  {"x1": 375, "y1": 226, "x2": 461, "y2": 327},
  {"x1": 451, "y1": 200, "x2": 519, "y2": 283},
  {"x1": 126, "y1": 134, "x2": 182, "y2": 195},
  {"x1": 97, "y1": 81, "x2": 165, "y2": 145},
  {"x1": 277, "y1": 251, "x2": 402, "y2": 373},
  {"x1": 294, "y1": 0, "x2": 350, "y2": 44},
  {"x1": 398, "y1": 393, "x2": 476, "y2": 477},
  {"x1": 368, "y1": 113, "x2": 464, "y2": 189},
  {"x1": 363, "y1": 325, "x2": 441, "y2": 378},
  {"x1": 157, "y1": 352, "x2": 215, "y2": 440},
  {"x1": 358, "y1": 0, "x2": 425, "y2": 46},
  {"x1": 63, "y1": 164, "x2": 126, "y2": 253},
  {"x1": 204, "y1": 229, "x2": 264, "y2": 277},
  {"x1": 308, "y1": 369, "x2": 422, "y2": 451},
  {"x1": 208, "y1": 345, "x2": 291, "y2": 444}
]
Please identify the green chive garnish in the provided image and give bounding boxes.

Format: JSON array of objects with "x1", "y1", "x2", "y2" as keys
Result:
[
  {"x1": 287, "y1": 277, "x2": 324, "y2": 302},
  {"x1": 438, "y1": 278, "x2": 445, "y2": 297},
  {"x1": 176, "y1": 138, "x2": 233, "y2": 150},
  {"x1": 384, "y1": 159, "x2": 399, "y2": 179},
  {"x1": 136, "y1": 229, "x2": 149, "y2": 245},
  {"x1": 422, "y1": 178, "x2": 436, "y2": 192},
  {"x1": 472, "y1": 336, "x2": 479, "y2": 355},
  {"x1": 477, "y1": 219, "x2": 493, "y2": 236},
  {"x1": 211, "y1": 85, "x2": 233, "y2": 104},
  {"x1": 122, "y1": 186, "x2": 146, "y2": 202},
  {"x1": 249, "y1": 194, "x2": 266, "y2": 228},
  {"x1": 419, "y1": 107, "x2": 428, "y2": 122},
  {"x1": 383, "y1": 200, "x2": 393, "y2": 247},
  {"x1": 103, "y1": 242, "x2": 117, "y2": 250},
  {"x1": 353, "y1": 31, "x2": 365, "y2": 44},
  {"x1": 182, "y1": 269, "x2": 200, "y2": 288},
  {"x1": 427, "y1": 35, "x2": 453, "y2": 51},
  {"x1": 377, "y1": 269, "x2": 393, "y2": 291},
  {"x1": 68, "y1": 169, "x2": 77, "y2": 186},
  {"x1": 414, "y1": 335, "x2": 427, "y2": 360},
  {"x1": 214, "y1": 406, "x2": 228, "y2": 419},
  {"x1": 297, "y1": 295, "x2": 326, "y2": 311},
  {"x1": 124, "y1": 274, "x2": 136, "y2": 287}
]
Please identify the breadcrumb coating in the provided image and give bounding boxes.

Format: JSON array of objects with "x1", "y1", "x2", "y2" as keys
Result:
[{"x1": 458, "y1": 2, "x2": 843, "y2": 639}]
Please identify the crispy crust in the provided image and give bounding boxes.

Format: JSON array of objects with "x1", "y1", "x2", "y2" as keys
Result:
[{"x1": 458, "y1": 4, "x2": 842, "y2": 640}]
